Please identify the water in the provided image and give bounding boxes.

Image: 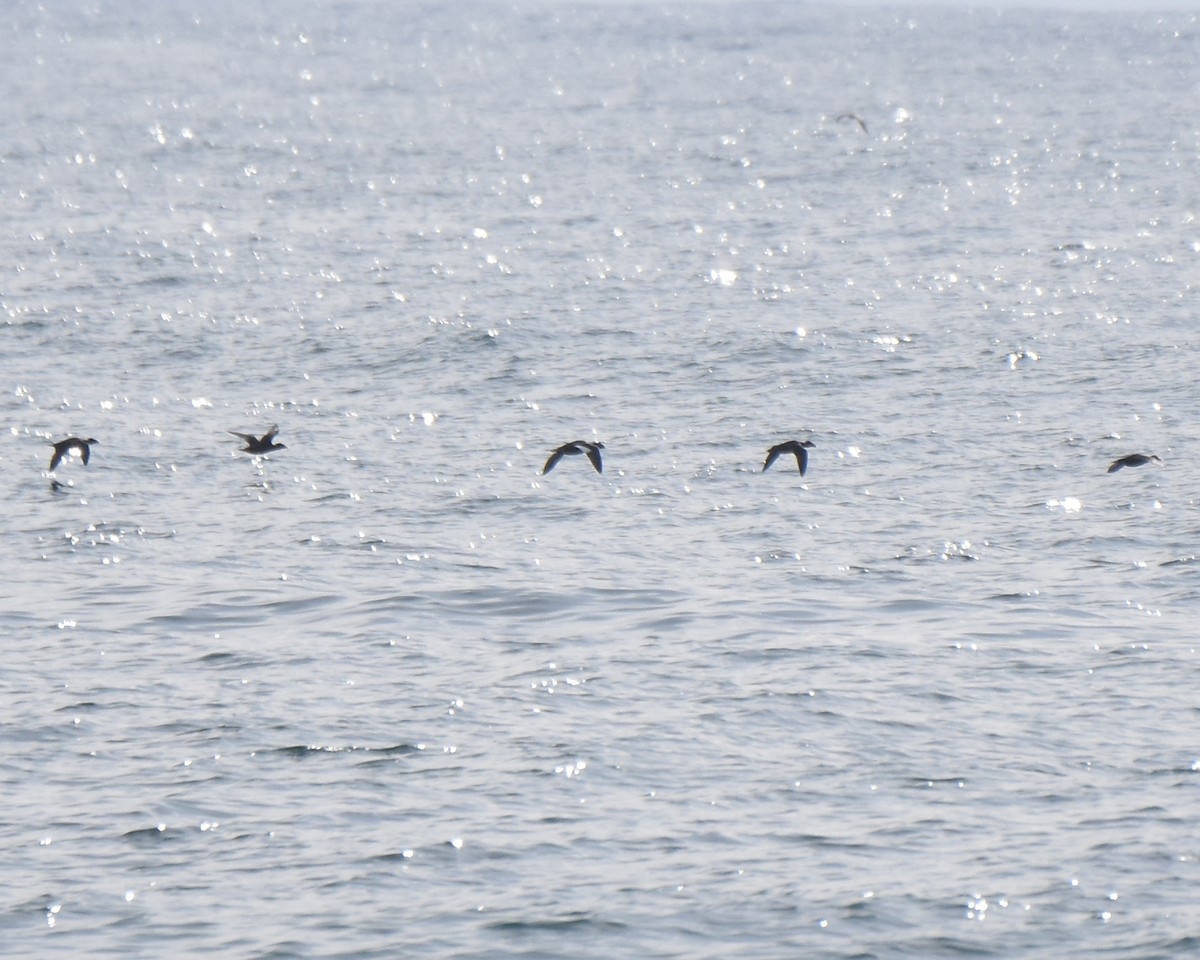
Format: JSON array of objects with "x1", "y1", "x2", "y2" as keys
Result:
[{"x1": 2, "y1": 1, "x2": 1200, "y2": 956}]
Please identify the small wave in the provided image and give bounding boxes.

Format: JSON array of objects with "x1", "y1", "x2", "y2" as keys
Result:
[
  {"x1": 485, "y1": 914, "x2": 630, "y2": 936},
  {"x1": 271, "y1": 744, "x2": 422, "y2": 760},
  {"x1": 122, "y1": 825, "x2": 174, "y2": 845}
]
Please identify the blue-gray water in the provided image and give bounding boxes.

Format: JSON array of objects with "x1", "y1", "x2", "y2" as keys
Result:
[{"x1": 3, "y1": 2, "x2": 1200, "y2": 957}]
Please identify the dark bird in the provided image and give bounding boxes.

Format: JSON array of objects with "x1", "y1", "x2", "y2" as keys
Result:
[
  {"x1": 836, "y1": 112, "x2": 869, "y2": 134},
  {"x1": 230, "y1": 424, "x2": 286, "y2": 455},
  {"x1": 1107, "y1": 453, "x2": 1161, "y2": 473},
  {"x1": 763, "y1": 440, "x2": 816, "y2": 475},
  {"x1": 543, "y1": 441, "x2": 604, "y2": 475},
  {"x1": 49, "y1": 437, "x2": 97, "y2": 471}
]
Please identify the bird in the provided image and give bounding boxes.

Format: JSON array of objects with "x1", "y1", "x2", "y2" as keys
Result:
[
  {"x1": 229, "y1": 424, "x2": 286, "y2": 455},
  {"x1": 543, "y1": 441, "x2": 604, "y2": 475},
  {"x1": 48, "y1": 437, "x2": 98, "y2": 471},
  {"x1": 763, "y1": 440, "x2": 816, "y2": 475},
  {"x1": 1107, "y1": 453, "x2": 1161, "y2": 473},
  {"x1": 836, "y1": 112, "x2": 868, "y2": 134}
]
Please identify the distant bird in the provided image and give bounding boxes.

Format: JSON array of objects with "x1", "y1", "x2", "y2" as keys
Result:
[
  {"x1": 48, "y1": 437, "x2": 97, "y2": 471},
  {"x1": 1107, "y1": 453, "x2": 1161, "y2": 473},
  {"x1": 763, "y1": 440, "x2": 816, "y2": 475},
  {"x1": 230, "y1": 424, "x2": 286, "y2": 455},
  {"x1": 836, "y1": 112, "x2": 868, "y2": 134},
  {"x1": 543, "y1": 441, "x2": 604, "y2": 475}
]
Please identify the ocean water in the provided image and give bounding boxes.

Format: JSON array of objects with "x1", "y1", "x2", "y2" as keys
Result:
[{"x1": 3, "y1": 1, "x2": 1200, "y2": 957}]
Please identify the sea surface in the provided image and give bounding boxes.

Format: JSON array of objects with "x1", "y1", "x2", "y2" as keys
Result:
[{"x1": 2, "y1": 1, "x2": 1199, "y2": 957}]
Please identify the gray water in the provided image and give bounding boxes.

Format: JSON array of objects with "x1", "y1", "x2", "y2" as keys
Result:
[{"x1": 3, "y1": 1, "x2": 1200, "y2": 957}]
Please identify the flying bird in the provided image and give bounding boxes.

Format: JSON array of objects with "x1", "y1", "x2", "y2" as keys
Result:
[
  {"x1": 836, "y1": 112, "x2": 868, "y2": 134},
  {"x1": 763, "y1": 440, "x2": 816, "y2": 475},
  {"x1": 543, "y1": 441, "x2": 604, "y2": 475},
  {"x1": 1107, "y1": 453, "x2": 1161, "y2": 473},
  {"x1": 49, "y1": 437, "x2": 98, "y2": 471},
  {"x1": 230, "y1": 424, "x2": 286, "y2": 455}
]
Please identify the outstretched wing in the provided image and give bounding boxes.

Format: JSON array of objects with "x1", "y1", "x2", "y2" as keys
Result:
[
  {"x1": 49, "y1": 446, "x2": 63, "y2": 471},
  {"x1": 586, "y1": 446, "x2": 603, "y2": 473},
  {"x1": 79, "y1": 442, "x2": 90, "y2": 466},
  {"x1": 793, "y1": 445, "x2": 808, "y2": 476},
  {"x1": 263, "y1": 424, "x2": 281, "y2": 441},
  {"x1": 228, "y1": 431, "x2": 256, "y2": 443},
  {"x1": 543, "y1": 448, "x2": 565, "y2": 475},
  {"x1": 837, "y1": 113, "x2": 868, "y2": 134},
  {"x1": 763, "y1": 445, "x2": 783, "y2": 473}
]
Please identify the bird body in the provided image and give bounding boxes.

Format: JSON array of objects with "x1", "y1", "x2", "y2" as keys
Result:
[
  {"x1": 230, "y1": 424, "x2": 286, "y2": 455},
  {"x1": 1107, "y1": 453, "x2": 1161, "y2": 473},
  {"x1": 763, "y1": 440, "x2": 815, "y2": 475},
  {"x1": 49, "y1": 437, "x2": 98, "y2": 471},
  {"x1": 543, "y1": 441, "x2": 604, "y2": 475}
]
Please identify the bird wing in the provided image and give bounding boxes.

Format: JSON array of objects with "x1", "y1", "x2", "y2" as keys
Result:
[
  {"x1": 586, "y1": 446, "x2": 603, "y2": 473},
  {"x1": 79, "y1": 442, "x2": 90, "y2": 466},
  {"x1": 228, "y1": 431, "x2": 256, "y2": 443},
  {"x1": 763, "y1": 445, "x2": 782, "y2": 472},
  {"x1": 1107, "y1": 459, "x2": 1124, "y2": 473},
  {"x1": 49, "y1": 448, "x2": 63, "y2": 471},
  {"x1": 263, "y1": 424, "x2": 280, "y2": 441},
  {"x1": 543, "y1": 449, "x2": 565, "y2": 474},
  {"x1": 793, "y1": 446, "x2": 808, "y2": 476},
  {"x1": 837, "y1": 113, "x2": 868, "y2": 133}
]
